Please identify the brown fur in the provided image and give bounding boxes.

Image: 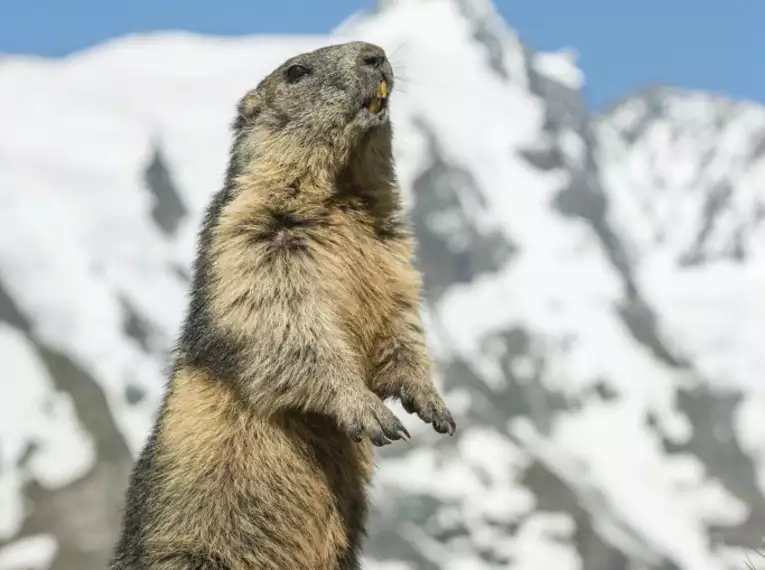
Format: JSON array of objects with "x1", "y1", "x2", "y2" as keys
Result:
[{"x1": 110, "y1": 41, "x2": 455, "y2": 570}]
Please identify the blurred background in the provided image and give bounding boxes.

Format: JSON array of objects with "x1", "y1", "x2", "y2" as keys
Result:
[{"x1": 0, "y1": 0, "x2": 763, "y2": 569}]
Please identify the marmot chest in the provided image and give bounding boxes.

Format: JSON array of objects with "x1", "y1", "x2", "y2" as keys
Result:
[{"x1": 321, "y1": 222, "x2": 413, "y2": 349}]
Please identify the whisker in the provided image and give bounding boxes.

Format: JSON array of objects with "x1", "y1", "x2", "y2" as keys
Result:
[
  {"x1": 393, "y1": 76, "x2": 422, "y2": 89},
  {"x1": 389, "y1": 43, "x2": 406, "y2": 60}
]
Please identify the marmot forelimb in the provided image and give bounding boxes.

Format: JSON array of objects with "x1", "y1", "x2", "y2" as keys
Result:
[{"x1": 110, "y1": 41, "x2": 456, "y2": 570}]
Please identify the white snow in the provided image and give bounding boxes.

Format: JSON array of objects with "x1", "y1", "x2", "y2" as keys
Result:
[
  {"x1": 0, "y1": 535, "x2": 57, "y2": 570},
  {"x1": 0, "y1": 324, "x2": 94, "y2": 539},
  {"x1": 595, "y1": 92, "x2": 765, "y2": 567},
  {"x1": 533, "y1": 49, "x2": 585, "y2": 90}
]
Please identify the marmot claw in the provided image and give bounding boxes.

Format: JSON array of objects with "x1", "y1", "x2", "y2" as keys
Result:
[
  {"x1": 345, "y1": 397, "x2": 411, "y2": 446},
  {"x1": 400, "y1": 386, "x2": 457, "y2": 436}
]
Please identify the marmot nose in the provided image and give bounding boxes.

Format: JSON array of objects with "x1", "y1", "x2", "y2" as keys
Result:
[
  {"x1": 362, "y1": 54, "x2": 386, "y2": 69},
  {"x1": 359, "y1": 44, "x2": 387, "y2": 69}
]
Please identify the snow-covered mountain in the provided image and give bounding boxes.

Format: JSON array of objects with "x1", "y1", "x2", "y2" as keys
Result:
[{"x1": 1, "y1": 0, "x2": 764, "y2": 568}]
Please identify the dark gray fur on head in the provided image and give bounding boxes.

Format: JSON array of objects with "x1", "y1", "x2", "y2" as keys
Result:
[
  {"x1": 236, "y1": 42, "x2": 394, "y2": 139},
  {"x1": 228, "y1": 41, "x2": 397, "y2": 185}
]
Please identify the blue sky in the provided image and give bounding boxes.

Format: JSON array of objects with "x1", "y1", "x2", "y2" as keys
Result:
[{"x1": 1, "y1": 0, "x2": 760, "y2": 110}]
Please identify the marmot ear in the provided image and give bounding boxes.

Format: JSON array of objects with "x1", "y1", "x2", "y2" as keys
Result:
[{"x1": 234, "y1": 90, "x2": 261, "y2": 129}]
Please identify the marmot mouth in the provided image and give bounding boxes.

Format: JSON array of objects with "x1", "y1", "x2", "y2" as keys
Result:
[{"x1": 364, "y1": 80, "x2": 389, "y2": 115}]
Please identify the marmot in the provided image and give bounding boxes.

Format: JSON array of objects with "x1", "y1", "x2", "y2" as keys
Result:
[{"x1": 110, "y1": 41, "x2": 456, "y2": 570}]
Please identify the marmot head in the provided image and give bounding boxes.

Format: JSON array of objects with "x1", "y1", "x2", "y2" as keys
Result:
[{"x1": 231, "y1": 41, "x2": 396, "y2": 184}]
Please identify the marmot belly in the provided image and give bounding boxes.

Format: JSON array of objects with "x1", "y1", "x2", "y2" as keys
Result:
[{"x1": 142, "y1": 367, "x2": 374, "y2": 570}]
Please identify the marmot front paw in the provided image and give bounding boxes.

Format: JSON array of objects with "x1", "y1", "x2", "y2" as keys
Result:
[
  {"x1": 343, "y1": 394, "x2": 411, "y2": 447},
  {"x1": 400, "y1": 385, "x2": 456, "y2": 436}
]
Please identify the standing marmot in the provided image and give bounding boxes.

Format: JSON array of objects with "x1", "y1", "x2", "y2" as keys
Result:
[{"x1": 110, "y1": 41, "x2": 456, "y2": 570}]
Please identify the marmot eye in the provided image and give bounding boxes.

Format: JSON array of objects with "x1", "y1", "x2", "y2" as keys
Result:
[{"x1": 285, "y1": 64, "x2": 310, "y2": 82}]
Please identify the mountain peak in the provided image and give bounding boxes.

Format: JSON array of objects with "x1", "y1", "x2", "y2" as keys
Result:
[
  {"x1": 334, "y1": 0, "x2": 532, "y2": 90},
  {"x1": 595, "y1": 76, "x2": 765, "y2": 283}
]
